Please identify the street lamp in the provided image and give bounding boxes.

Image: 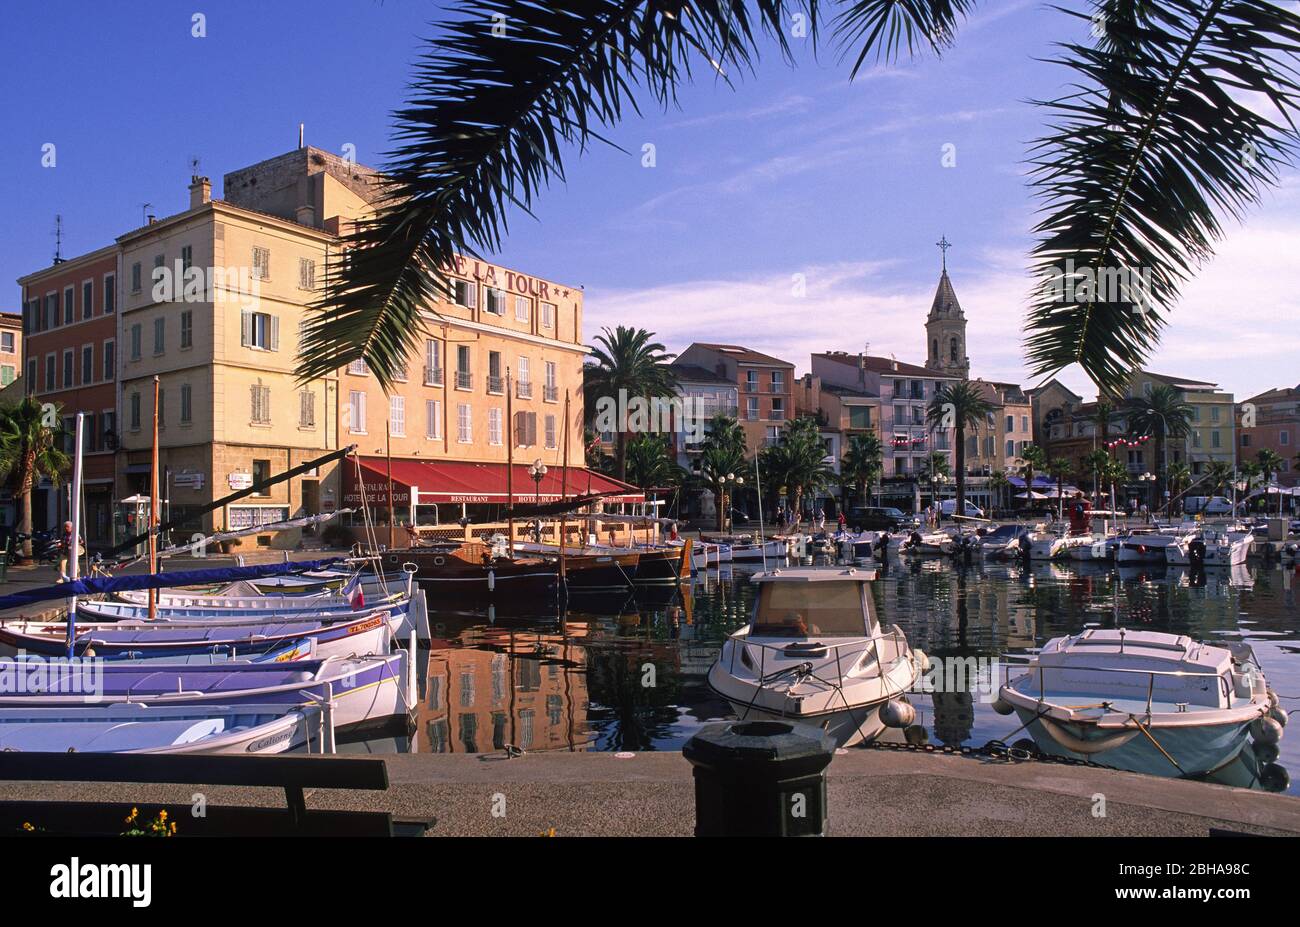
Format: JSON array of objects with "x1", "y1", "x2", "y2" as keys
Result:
[
  {"x1": 1138, "y1": 471, "x2": 1156, "y2": 519},
  {"x1": 529, "y1": 458, "x2": 548, "y2": 506},
  {"x1": 722, "y1": 472, "x2": 744, "y2": 532}
]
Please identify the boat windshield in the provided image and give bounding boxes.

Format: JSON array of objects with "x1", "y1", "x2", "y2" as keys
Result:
[{"x1": 750, "y1": 582, "x2": 868, "y2": 637}]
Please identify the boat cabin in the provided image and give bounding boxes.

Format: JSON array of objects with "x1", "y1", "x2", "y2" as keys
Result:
[{"x1": 748, "y1": 568, "x2": 879, "y2": 638}]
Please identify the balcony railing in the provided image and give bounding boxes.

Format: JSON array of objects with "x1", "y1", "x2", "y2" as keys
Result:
[
  {"x1": 486, "y1": 374, "x2": 504, "y2": 394},
  {"x1": 543, "y1": 384, "x2": 558, "y2": 402},
  {"x1": 770, "y1": 409, "x2": 785, "y2": 421},
  {"x1": 424, "y1": 366, "x2": 444, "y2": 387},
  {"x1": 745, "y1": 381, "x2": 758, "y2": 393},
  {"x1": 456, "y1": 370, "x2": 473, "y2": 390},
  {"x1": 516, "y1": 380, "x2": 533, "y2": 400}
]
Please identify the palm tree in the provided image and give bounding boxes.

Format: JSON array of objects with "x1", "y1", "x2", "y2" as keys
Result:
[
  {"x1": 1166, "y1": 462, "x2": 1191, "y2": 512},
  {"x1": 762, "y1": 417, "x2": 833, "y2": 526},
  {"x1": 917, "y1": 451, "x2": 951, "y2": 512},
  {"x1": 1205, "y1": 460, "x2": 1234, "y2": 496},
  {"x1": 1126, "y1": 385, "x2": 1193, "y2": 506},
  {"x1": 1083, "y1": 449, "x2": 1111, "y2": 504},
  {"x1": 988, "y1": 470, "x2": 1010, "y2": 517},
  {"x1": 581, "y1": 326, "x2": 678, "y2": 480},
  {"x1": 926, "y1": 381, "x2": 994, "y2": 519},
  {"x1": 1101, "y1": 458, "x2": 1129, "y2": 511},
  {"x1": 291, "y1": 1, "x2": 1300, "y2": 399},
  {"x1": 695, "y1": 414, "x2": 748, "y2": 532},
  {"x1": 1047, "y1": 457, "x2": 1073, "y2": 519},
  {"x1": 624, "y1": 433, "x2": 685, "y2": 490},
  {"x1": 1019, "y1": 444, "x2": 1048, "y2": 510},
  {"x1": 1257, "y1": 449, "x2": 1287, "y2": 515},
  {"x1": 840, "y1": 433, "x2": 883, "y2": 509},
  {"x1": 0, "y1": 397, "x2": 70, "y2": 557},
  {"x1": 1090, "y1": 399, "x2": 1116, "y2": 451}
]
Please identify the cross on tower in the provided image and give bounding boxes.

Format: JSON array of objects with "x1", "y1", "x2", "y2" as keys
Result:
[{"x1": 936, "y1": 235, "x2": 951, "y2": 272}]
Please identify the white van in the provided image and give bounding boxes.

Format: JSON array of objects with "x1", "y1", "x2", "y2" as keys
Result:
[
  {"x1": 939, "y1": 499, "x2": 986, "y2": 519},
  {"x1": 1184, "y1": 495, "x2": 1233, "y2": 515}
]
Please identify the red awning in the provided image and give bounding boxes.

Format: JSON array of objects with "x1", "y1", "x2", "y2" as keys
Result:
[{"x1": 342, "y1": 457, "x2": 644, "y2": 507}]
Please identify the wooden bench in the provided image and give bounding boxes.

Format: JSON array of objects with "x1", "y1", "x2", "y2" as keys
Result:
[{"x1": 0, "y1": 752, "x2": 435, "y2": 837}]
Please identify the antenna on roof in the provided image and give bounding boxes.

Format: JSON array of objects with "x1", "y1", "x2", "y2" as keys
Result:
[
  {"x1": 140, "y1": 203, "x2": 152, "y2": 226},
  {"x1": 189, "y1": 155, "x2": 201, "y2": 177},
  {"x1": 299, "y1": 123, "x2": 305, "y2": 149},
  {"x1": 53, "y1": 214, "x2": 64, "y2": 264}
]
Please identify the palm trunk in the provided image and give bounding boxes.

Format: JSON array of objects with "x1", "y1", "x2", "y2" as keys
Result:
[
  {"x1": 17, "y1": 452, "x2": 35, "y2": 558},
  {"x1": 954, "y1": 424, "x2": 966, "y2": 516},
  {"x1": 615, "y1": 430, "x2": 628, "y2": 481}
]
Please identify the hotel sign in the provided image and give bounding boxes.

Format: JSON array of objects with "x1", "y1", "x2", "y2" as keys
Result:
[
  {"x1": 343, "y1": 480, "x2": 411, "y2": 507},
  {"x1": 447, "y1": 256, "x2": 570, "y2": 301}
]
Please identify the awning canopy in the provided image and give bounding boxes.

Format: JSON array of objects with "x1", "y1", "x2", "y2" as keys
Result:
[{"x1": 342, "y1": 457, "x2": 644, "y2": 507}]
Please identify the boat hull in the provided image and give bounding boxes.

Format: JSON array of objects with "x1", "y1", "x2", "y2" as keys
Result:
[{"x1": 713, "y1": 690, "x2": 891, "y2": 748}]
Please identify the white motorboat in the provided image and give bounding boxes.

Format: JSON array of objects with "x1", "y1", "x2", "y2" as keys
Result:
[
  {"x1": 701, "y1": 534, "x2": 785, "y2": 563},
  {"x1": 1165, "y1": 527, "x2": 1254, "y2": 567},
  {"x1": 996, "y1": 628, "x2": 1285, "y2": 778},
  {"x1": 1115, "y1": 528, "x2": 1189, "y2": 563},
  {"x1": 899, "y1": 530, "x2": 954, "y2": 556},
  {"x1": 1025, "y1": 524, "x2": 1093, "y2": 560},
  {"x1": 707, "y1": 566, "x2": 926, "y2": 747},
  {"x1": 977, "y1": 524, "x2": 1028, "y2": 558},
  {"x1": 1067, "y1": 533, "x2": 1121, "y2": 562}
]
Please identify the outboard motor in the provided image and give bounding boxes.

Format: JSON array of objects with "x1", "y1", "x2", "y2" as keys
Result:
[
  {"x1": 1188, "y1": 536, "x2": 1207, "y2": 567},
  {"x1": 1017, "y1": 533, "x2": 1032, "y2": 563}
]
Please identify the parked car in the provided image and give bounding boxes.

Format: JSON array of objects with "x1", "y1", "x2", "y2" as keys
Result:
[
  {"x1": 939, "y1": 499, "x2": 986, "y2": 519},
  {"x1": 849, "y1": 506, "x2": 915, "y2": 531},
  {"x1": 728, "y1": 508, "x2": 750, "y2": 525}
]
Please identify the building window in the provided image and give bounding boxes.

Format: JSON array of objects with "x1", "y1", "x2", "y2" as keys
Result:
[
  {"x1": 102, "y1": 411, "x2": 115, "y2": 445},
  {"x1": 488, "y1": 407, "x2": 503, "y2": 446},
  {"x1": 181, "y1": 384, "x2": 193, "y2": 423},
  {"x1": 62, "y1": 349, "x2": 73, "y2": 388},
  {"x1": 456, "y1": 345, "x2": 472, "y2": 390},
  {"x1": 514, "y1": 410, "x2": 537, "y2": 447},
  {"x1": 1211, "y1": 406, "x2": 1220, "y2": 422},
  {"x1": 26, "y1": 359, "x2": 36, "y2": 387},
  {"x1": 0, "y1": 365, "x2": 11, "y2": 387},
  {"x1": 770, "y1": 370, "x2": 785, "y2": 391},
  {"x1": 349, "y1": 390, "x2": 366, "y2": 434},
  {"x1": 514, "y1": 295, "x2": 530, "y2": 322},
  {"x1": 770, "y1": 397, "x2": 784, "y2": 420},
  {"x1": 63, "y1": 287, "x2": 74, "y2": 324},
  {"x1": 516, "y1": 356, "x2": 531, "y2": 398},
  {"x1": 390, "y1": 395, "x2": 406, "y2": 437},
  {"x1": 82, "y1": 281, "x2": 93, "y2": 319},
  {"x1": 486, "y1": 351, "x2": 503, "y2": 394},
  {"x1": 745, "y1": 370, "x2": 757, "y2": 392},
  {"x1": 540, "y1": 302, "x2": 556, "y2": 329},
  {"x1": 299, "y1": 390, "x2": 315, "y2": 428},
  {"x1": 251, "y1": 380, "x2": 271, "y2": 424},
  {"x1": 347, "y1": 357, "x2": 369, "y2": 376},
  {"x1": 240, "y1": 311, "x2": 279, "y2": 350},
  {"x1": 543, "y1": 362, "x2": 558, "y2": 402},
  {"x1": 424, "y1": 340, "x2": 443, "y2": 386},
  {"x1": 1, "y1": 332, "x2": 13, "y2": 353},
  {"x1": 426, "y1": 400, "x2": 442, "y2": 439},
  {"x1": 180, "y1": 310, "x2": 193, "y2": 348},
  {"x1": 251, "y1": 460, "x2": 271, "y2": 496},
  {"x1": 130, "y1": 392, "x2": 141, "y2": 430},
  {"x1": 746, "y1": 397, "x2": 759, "y2": 420},
  {"x1": 545, "y1": 415, "x2": 557, "y2": 449},
  {"x1": 452, "y1": 279, "x2": 477, "y2": 308},
  {"x1": 1242, "y1": 433, "x2": 1252, "y2": 448},
  {"x1": 457, "y1": 403, "x2": 472, "y2": 443},
  {"x1": 298, "y1": 258, "x2": 316, "y2": 290},
  {"x1": 1211, "y1": 430, "x2": 1221, "y2": 449},
  {"x1": 1282, "y1": 430, "x2": 1291, "y2": 447},
  {"x1": 153, "y1": 317, "x2": 165, "y2": 355},
  {"x1": 130, "y1": 324, "x2": 142, "y2": 361},
  {"x1": 103, "y1": 340, "x2": 115, "y2": 380},
  {"x1": 252, "y1": 247, "x2": 270, "y2": 280},
  {"x1": 180, "y1": 245, "x2": 193, "y2": 271},
  {"x1": 104, "y1": 274, "x2": 115, "y2": 313},
  {"x1": 1006, "y1": 439, "x2": 1015, "y2": 458},
  {"x1": 131, "y1": 262, "x2": 142, "y2": 292},
  {"x1": 484, "y1": 288, "x2": 506, "y2": 315},
  {"x1": 81, "y1": 345, "x2": 93, "y2": 384}
]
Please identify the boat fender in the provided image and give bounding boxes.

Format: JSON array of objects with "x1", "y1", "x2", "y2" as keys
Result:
[
  {"x1": 1267, "y1": 689, "x2": 1280, "y2": 710},
  {"x1": 1250, "y1": 716, "x2": 1283, "y2": 746},
  {"x1": 880, "y1": 699, "x2": 915, "y2": 729},
  {"x1": 1259, "y1": 763, "x2": 1291, "y2": 793},
  {"x1": 487, "y1": 570, "x2": 496, "y2": 593},
  {"x1": 991, "y1": 695, "x2": 1016, "y2": 716},
  {"x1": 1252, "y1": 740, "x2": 1280, "y2": 765},
  {"x1": 913, "y1": 648, "x2": 931, "y2": 674},
  {"x1": 1270, "y1": 705, "x2": 1288, "y2": 728}
]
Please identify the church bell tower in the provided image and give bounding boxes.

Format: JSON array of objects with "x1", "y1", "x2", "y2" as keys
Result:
[{"x1": 925, "y1": 235, "x2": 970, "y2": 379}]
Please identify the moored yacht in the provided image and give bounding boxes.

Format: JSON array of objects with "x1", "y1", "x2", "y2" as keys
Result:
[
  {"x1": 996, "y1": 629, "x2": 1285, "y2": 778},
  {"x1": 1165, "y1": 526, "x2": 1254, "y2": 567},
  {"x1": 707, "y1": 566, "x2": 926, "y2": 747}
]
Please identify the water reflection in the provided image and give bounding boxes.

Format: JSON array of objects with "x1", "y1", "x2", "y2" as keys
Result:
[{"x1": 371, "y1": 558, "x2": 1300, "y2": 795}]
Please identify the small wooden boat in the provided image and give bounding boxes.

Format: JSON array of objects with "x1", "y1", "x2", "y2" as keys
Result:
[
  {"x1": 381, "y1": 541, "x2": 560, "y2": 604},
  {"x1": 0, "y1": 703, "x2": 322, "y2": 754},
  {"x1": 511, "y1": 542, "x2": 640, "y2": 591}
]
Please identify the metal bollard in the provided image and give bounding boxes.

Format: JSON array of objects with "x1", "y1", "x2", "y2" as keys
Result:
[{"x1": 682, "y1": 720, "x2": 836, "y2": 836}]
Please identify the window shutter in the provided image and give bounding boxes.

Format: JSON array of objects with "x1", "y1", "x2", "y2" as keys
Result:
[
  {"x1": 269, "y1": 315, "x2": 279, "y2": 351},
  {"x1": 241, "y1": 311, "x2": 252, "y2": 347},
  {"x1": 466, "y1": 283, "x2": 478, "y2": 309}
]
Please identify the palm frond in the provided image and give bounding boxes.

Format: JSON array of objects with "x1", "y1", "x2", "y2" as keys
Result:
[
  {"x1": 298, "y1": 0, "x2": 810, "y2": 388},
  {"x1": 834, "y1": 0, "x2": 974, "y2": 74},
  {"x1": 1025, "y1": 0, "x2": 1300, "y2": 392}
]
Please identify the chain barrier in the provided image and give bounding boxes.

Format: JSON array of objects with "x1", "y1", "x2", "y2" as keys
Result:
[{"x1": 863, "y1": 737, "x2": 1109, "y2": 769}]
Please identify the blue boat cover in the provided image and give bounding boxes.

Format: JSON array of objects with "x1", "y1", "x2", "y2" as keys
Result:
[{"x1": 0, "y1": 558, "x2": 345, "y2": 611}]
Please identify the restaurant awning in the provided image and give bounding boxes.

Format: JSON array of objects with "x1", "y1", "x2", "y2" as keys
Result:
[{"x1": 342, "y1": 457, "x2": 644, "y2": 507}]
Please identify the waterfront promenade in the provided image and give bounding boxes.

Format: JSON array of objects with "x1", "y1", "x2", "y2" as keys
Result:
[{"x1": 2, "y1": 750, "x2": 1296, "y2": 837}]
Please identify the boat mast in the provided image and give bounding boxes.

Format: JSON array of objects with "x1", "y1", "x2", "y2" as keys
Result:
[
  {"x1": 754, "y1": 453, "x2": 767, "y2": 569},
  {"x1": 386, "y1": 419, "x2": 395, "y2": 551},
  {"x1": 506, "y1": 367, "x2": 514, "y2": 558},
  {"x1": 559, "y1": 391, "x2": 570, "y2": 583},
  {"x1": 65, "y1": 412, "x2": 84, "y2": 658},
  {"x1": 149, "y1": 375, "x2": 160, "y2": 622}
]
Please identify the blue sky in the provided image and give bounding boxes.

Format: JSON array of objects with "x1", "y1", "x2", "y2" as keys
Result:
[{"x1": 5, "y1": 0, "x2": 1298, "y2": 401}]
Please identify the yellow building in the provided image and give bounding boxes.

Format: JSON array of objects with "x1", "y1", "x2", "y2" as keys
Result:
[{"x1": 1123, "y1": 370, "x2": 1236, "y2": 477}]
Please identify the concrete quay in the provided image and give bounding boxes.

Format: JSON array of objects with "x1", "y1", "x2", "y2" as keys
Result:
[{"x1": 3, "y1": 749, "x2": 1297, "y2": 837}]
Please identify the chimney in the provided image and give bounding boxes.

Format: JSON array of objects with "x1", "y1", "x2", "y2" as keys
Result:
[
  {"x1": 189, "y1": 175, "x2": 211, "y2": 209},
  {"x1": 147, "y1": 214, "x2": 157, "y2": 225},
  {"x1": 890, "y1": 354, "x2": 898, "y2": 371}
]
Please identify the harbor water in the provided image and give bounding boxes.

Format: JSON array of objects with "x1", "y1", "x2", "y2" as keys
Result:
[{"x1": 350, "y1": 556, "x2": 1300, "y2": 795}]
